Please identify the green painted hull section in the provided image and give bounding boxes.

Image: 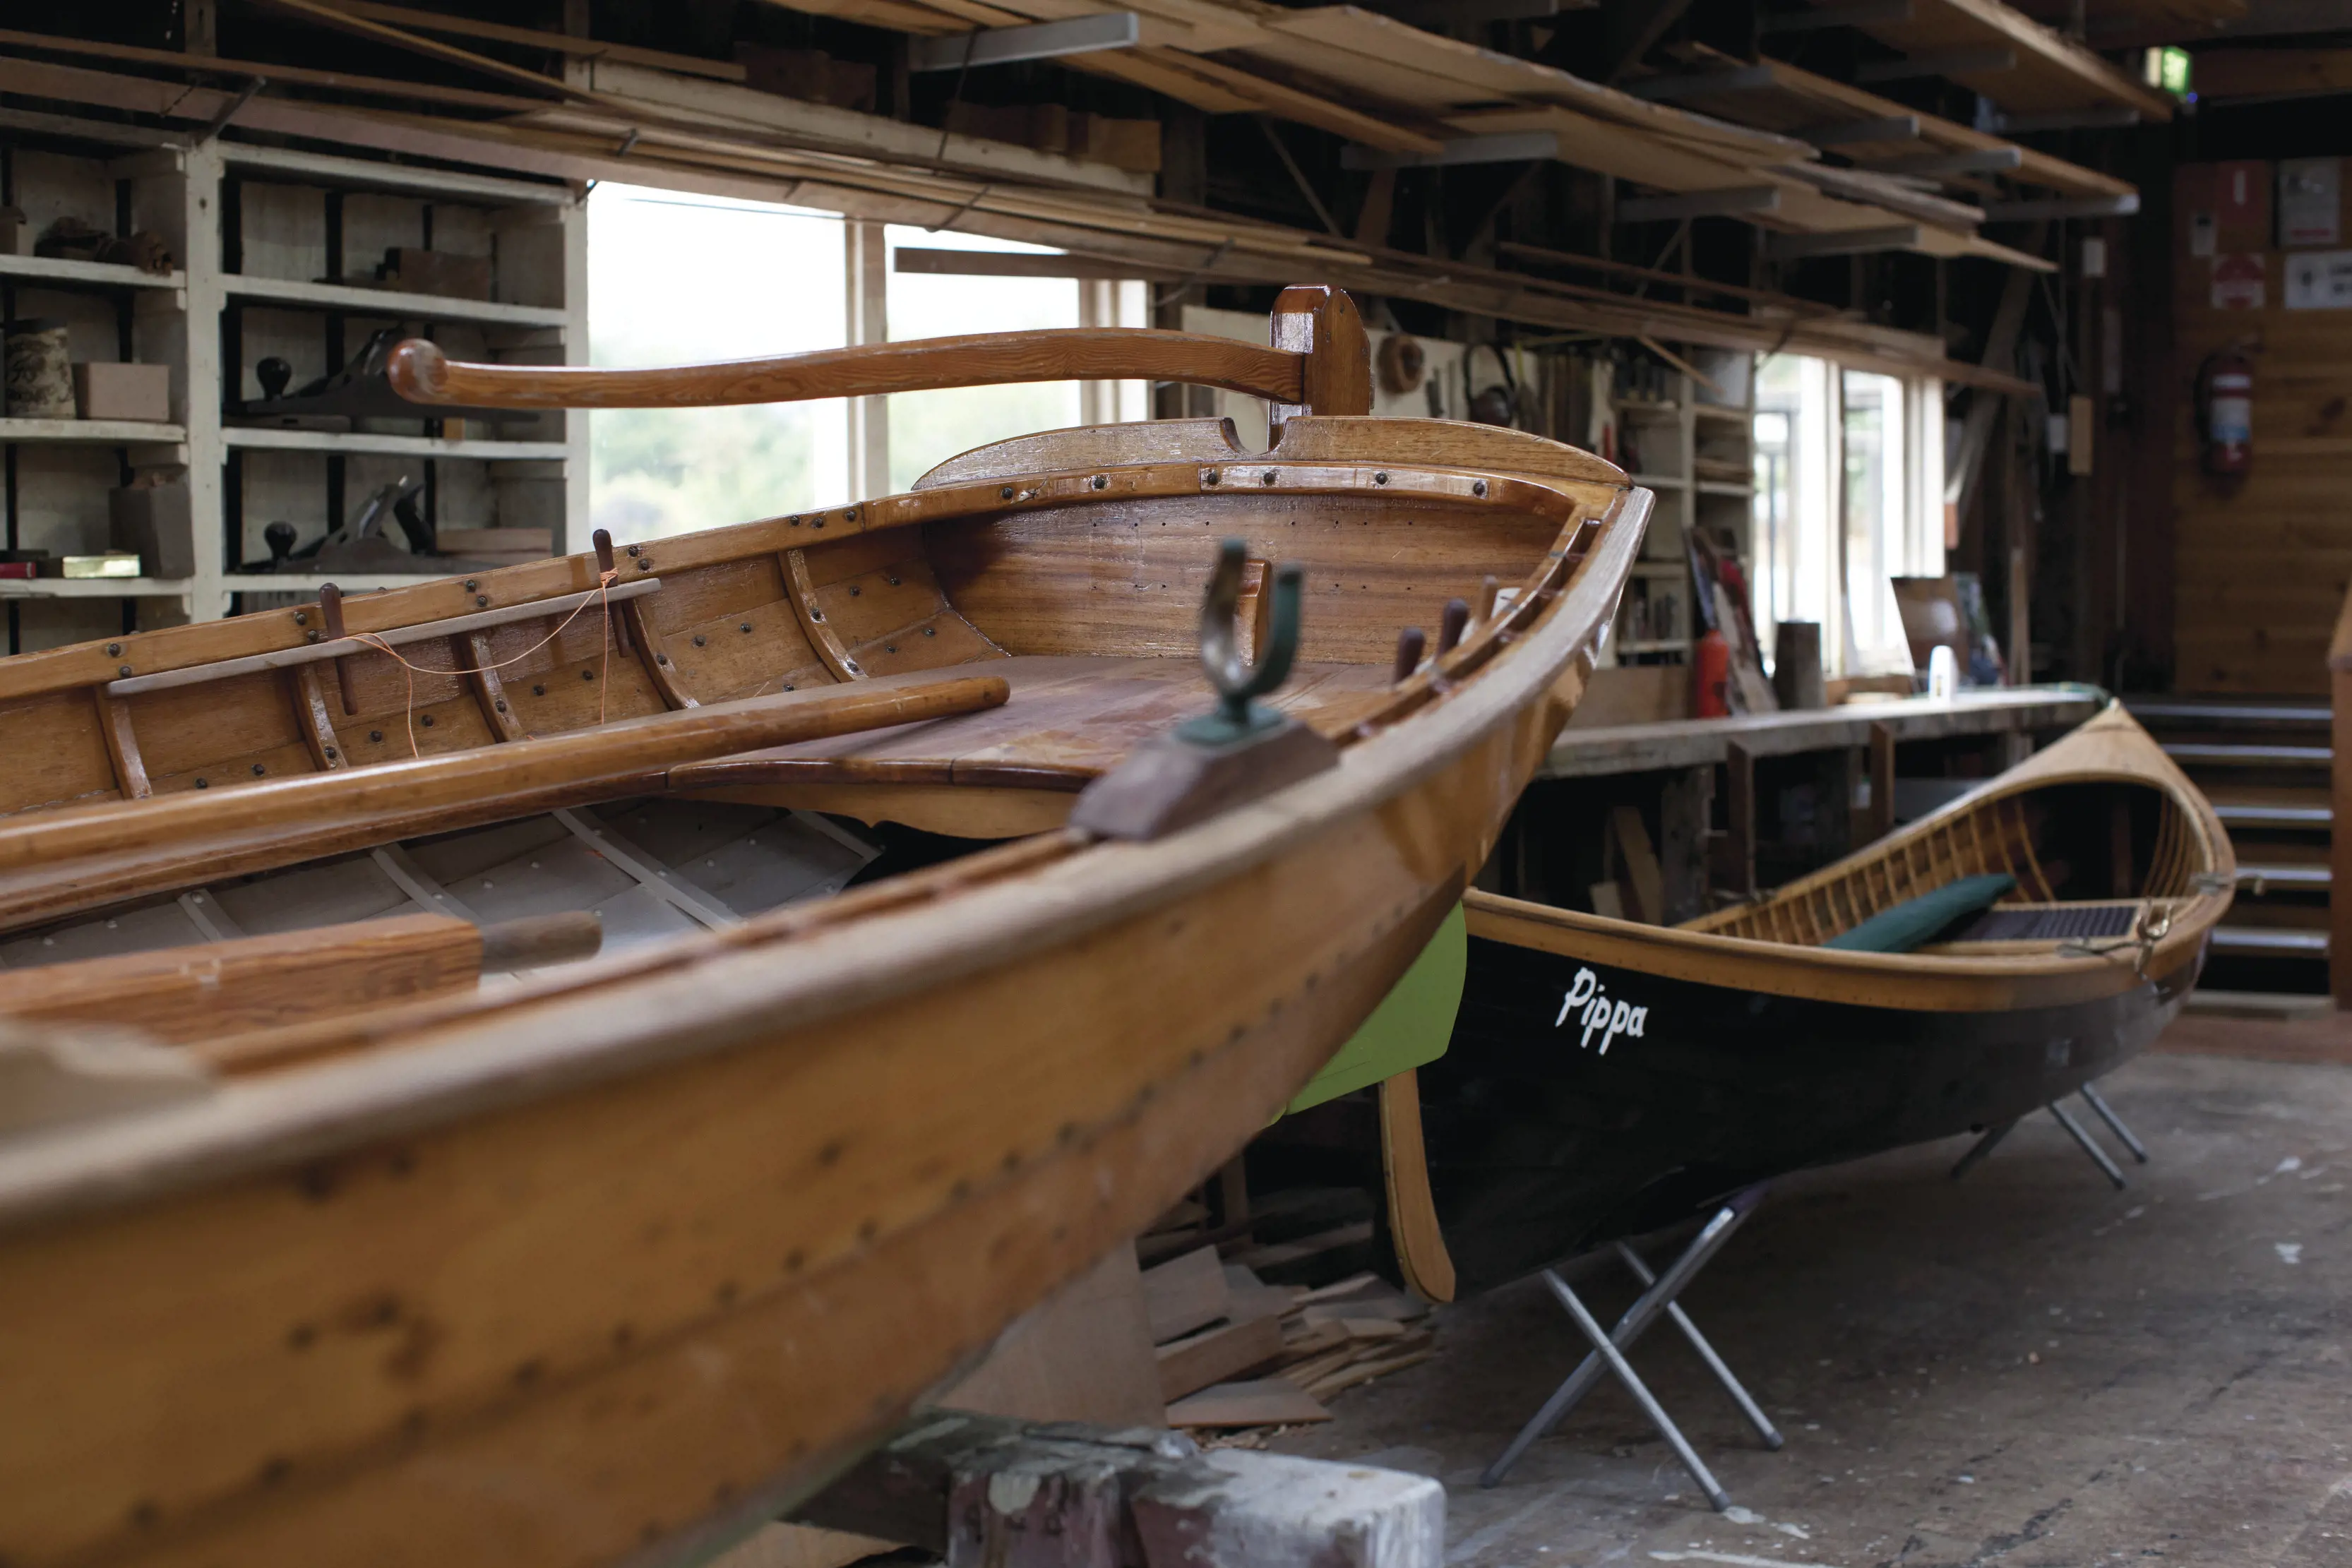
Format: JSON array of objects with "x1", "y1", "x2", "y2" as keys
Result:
[{"x1": 1284, "y1": 902, "x2": 1467, "y2": 1115}]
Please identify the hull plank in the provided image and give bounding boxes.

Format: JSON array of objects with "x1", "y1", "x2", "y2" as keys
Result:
[{"x1": 1427, "y1": 937, "x2": 2190, "y2": 1293}]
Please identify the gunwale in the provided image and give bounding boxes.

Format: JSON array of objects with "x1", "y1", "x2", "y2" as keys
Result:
[{"x1": 1463, "y1": 703, "x2": 2234, "y2": 1014}]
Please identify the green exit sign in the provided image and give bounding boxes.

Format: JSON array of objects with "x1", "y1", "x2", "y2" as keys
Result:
[{"x1": 2142, "y1": 46, "x2": 2192, "y2": 99}]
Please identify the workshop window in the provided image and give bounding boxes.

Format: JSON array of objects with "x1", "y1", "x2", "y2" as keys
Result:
[
  {"x1": 881, "y1": 227, "x2": 1147, "y2": 493},
  {"x1": 1753, "y1": 356, "x2": 1945, "y2": 678},
  {"x1": 586, "y1": 183, "x2": 849, "y2": 541}
]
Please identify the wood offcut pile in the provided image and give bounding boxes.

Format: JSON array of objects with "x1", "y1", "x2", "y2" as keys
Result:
[{"x1": 1140, "y1": 1244, "x2": 1436, "y2": 1435}]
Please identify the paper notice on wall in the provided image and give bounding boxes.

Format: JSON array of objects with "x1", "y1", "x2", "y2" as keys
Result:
[
  {"x1": 2286, "y1": 250, "x2": 2352, "y2": 309},
  {"x1": 2211, "y1": 252, "x2": 2267, "y2": 309},
  {"x1": 2279, "y1": 157, "x2": 2342, "y2": 246},
  {"x1": 2190, "y1": 211, "x2": 2217, "y2": 257}
]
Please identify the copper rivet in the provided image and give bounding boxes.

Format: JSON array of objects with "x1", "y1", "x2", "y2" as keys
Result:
[
  {"x1": 119, "y1": 664, "x2": 133, "y2": 677},
  {"x1": 105, "y1": 642, "x2": 121, "y2": 655},
  {"x1": 624, "y1": 546, "x2": 639, "y2": 558},
  {"x1": 885, "y1": 644, "x2": 897, "y2": 653},
  {"x1": 496, "y1": 699, "x2": 508, "y2": 712},
  {"x1": 849, "y1": 585, "x2": 861, "y2": 597},
  {"x1": 637, "y1": 559, "x2": 652, "y2": 570},
  {"x1": 293, "y1": 611, "x2": 306, "y2": 626},
  {"x1": 1474, "y1": 479, "x2": 1488, "y2": 496},
  {"x1": 1262, "y1": 470, "x2": 1276, "y2": 484},
  {"x1": 421, "y1": 714, "x2": 435, "y2": 727},
  {"x1": 532, "y1": 684, "x2": 544, "y2": 696},
  {"x1": 1092, "y1": 474, "x2": 1106, "y2": 489},
  {"x1": 656, "y1": 654, "x2": 668, "y2": 664},
  {"x1": 195, "y1": 778, "x2": 208, "y2": 788},
  {"x1": 886, "y1": 576, "x2": 900, "y2": 586},
  {"x1": 923, "y1": 626, "x2": 936, "y2": 637},
  {"x1": 324, "y1": 746, "x2": 338, "y2": 758},
  {"x1": 1001, "y1": 486, "x2": 1015, "y2": 499},
  {"x1": 252, "y1": 764, "x2": 265, "y2": 776},
  {"x1": 693, "y1": 635, "x2": 706, "y2": 647},
  {"x1": 1375, "y1": 472, "x2": 1388, "y2": 484},
  {"x1": 306, "y1": 630, "x2": 320, "y2": 643},
  {"x1": 370, "y1": 730, "x2": 384, "y2": 742},
  {"x1": 1204, "y1": 470, "x2": 1219, "y2": 486},
  {"x1": 475, "y1": 594, "x2": 489, "y2": 606},
  {"x1": 740, "y1": 623, "x2": 752, "y2": 633},
  {"x1": 788, "y1": 515, "x2": 801, "y2": 525},
  {"x1": 844, "y1": 508, "x2": 857, "y2": 521},
  {"x1": 583, "y1": 669, "x2": 595, "y2": 681},
  {"x1": 464, "y1": 579, "x2": 479, "y2": 590}
]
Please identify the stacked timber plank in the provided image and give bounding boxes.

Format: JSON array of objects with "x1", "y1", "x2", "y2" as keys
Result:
[
  {"x1": 771, "y1": 0, "x2": 2047, "y2": 269},
  {"x1": 1142, "y1": 1245, "x2": 1438, "y2": 1432}
]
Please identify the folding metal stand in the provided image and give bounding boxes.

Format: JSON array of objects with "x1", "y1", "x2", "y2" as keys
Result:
[
  {"x1": 1950, "y1": 1077, "x2": 2150, "y2": 1190},
  {"x1": 1481, "y1": 1185, "x2": 1781, "y2": 1509}
]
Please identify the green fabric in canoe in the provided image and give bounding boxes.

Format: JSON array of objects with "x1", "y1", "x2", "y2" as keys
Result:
[
  {"x1": 1284, "y1": 902, "x2": 1467, "y2": 1115},
  {"x1": 1822, "y1": 873, "x2": 2016, "y2": 954}
]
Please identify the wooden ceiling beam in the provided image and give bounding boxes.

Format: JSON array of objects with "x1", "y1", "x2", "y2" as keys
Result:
[{"x1": 2192, "y1": 48, "x2": 2352, "y2": 100}]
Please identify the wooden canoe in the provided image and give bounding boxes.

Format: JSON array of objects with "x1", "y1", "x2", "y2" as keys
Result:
[
  {"x1": 0, "y1": 289, "x2": 1648, "y2": 1568},
  {"x1": 1402, "y1": 703, "x2": 2233, "y2": 1295}
]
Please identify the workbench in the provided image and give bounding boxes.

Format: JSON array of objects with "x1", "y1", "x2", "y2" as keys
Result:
[
  {"x1": 1541, "y1": 685, "x2": 2108, "y2": 779},
  {"x1": 1498, "y1": 685, "x2": 2111, "y2": 923}
]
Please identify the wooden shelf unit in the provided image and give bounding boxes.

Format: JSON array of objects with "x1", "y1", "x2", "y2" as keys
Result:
[
  {"x1": 1602, "y1": 347, "x2": 1757, "y2": 667},
  {"x1": 0, "y1": 117, "x2": 586, "y2": 654}
]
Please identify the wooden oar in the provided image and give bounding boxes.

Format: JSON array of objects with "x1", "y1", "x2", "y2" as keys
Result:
[
  {"x1": 0, "y1": 912, "x2": 602, "y2": 1048},
  {"x1": 0, "y1": 673, "x2": 1008, "y2": 930},
  {"x1": 385, "y1": 286, "x2": 1371, "y2": 419}
]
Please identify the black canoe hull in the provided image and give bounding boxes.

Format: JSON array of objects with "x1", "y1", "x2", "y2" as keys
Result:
[{"x1": 1422, "y1": 935, "x2": 2204, "y2": 1295}]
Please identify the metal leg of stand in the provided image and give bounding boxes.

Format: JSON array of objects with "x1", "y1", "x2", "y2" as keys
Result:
[
  {"x1": 2078, "y1": 1081, "x2": 2149, "y2": 1163},
  {"x1": 1614, "y1": 1241, "x2": 1784, "y2": 1452},
  {"x1": 2049, "y1": 1101, "x2": 2127, "y2": 1189},
  {"x1": 1950, "y1": 1118, "x2": 2017, "y2": 1181},
  {"x1": 1480, "y1": 1187, "x2": 1765, "y2": 1492},
  {"x1": 1540, "y1": 1273, "x2": 1731, "y2": 1512}
]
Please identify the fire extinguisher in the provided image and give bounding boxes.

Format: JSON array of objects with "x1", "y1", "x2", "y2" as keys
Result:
[{"x1": 2197, "y1": 347, "x2": 2254, "y2": 479}]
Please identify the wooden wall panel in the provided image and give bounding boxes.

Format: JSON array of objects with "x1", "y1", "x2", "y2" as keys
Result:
[{"x1": 2171, "y1": 163, "x2": 2352, "y2": 693}]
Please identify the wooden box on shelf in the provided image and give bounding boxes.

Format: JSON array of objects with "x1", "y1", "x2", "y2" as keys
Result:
[
  {"x1": 71, "y1": 362, "x2": 171, "y2": 424},
  {"x1": 110, "y1": 479, "x2": 196, "y2": 578}
]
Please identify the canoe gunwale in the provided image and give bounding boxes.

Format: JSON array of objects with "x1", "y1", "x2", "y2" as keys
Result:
[{"x1": 0, "y1": 483, "x2": 1651, "y2": 1234}]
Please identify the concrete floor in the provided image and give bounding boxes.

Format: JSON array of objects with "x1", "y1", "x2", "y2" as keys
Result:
[{"x1": 1276, "y1": 1047, "x2": 2352, "y2": 1567}]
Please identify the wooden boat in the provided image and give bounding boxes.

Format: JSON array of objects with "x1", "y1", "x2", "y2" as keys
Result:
[
  {"x1": 0, "y1": 289, "x2": 1648, "y2": 1568},
  {"x1": 1388, "y1": 703, "x2": 2233, "y2": 1298}
]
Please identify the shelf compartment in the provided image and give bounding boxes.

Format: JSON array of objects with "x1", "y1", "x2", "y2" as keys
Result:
[
  {"x1": 223, "y1": 428, "x2": 570, "y2": 460},
  {"x1": 0, "y1": 253, "x2": 186, "y2": 292},
  {"x1": 224, "y1": 274, "x2": 568, "y2": 328}
]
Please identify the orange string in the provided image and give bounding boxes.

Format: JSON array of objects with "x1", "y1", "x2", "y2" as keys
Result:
[{"x1": 346, "y1": 569, "x2": 621, "y2": 758}]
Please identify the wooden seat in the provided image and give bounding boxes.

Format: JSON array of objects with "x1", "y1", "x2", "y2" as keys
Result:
[{"x1": 668, "y1": 654, "x2": 1395, "y2": 796}]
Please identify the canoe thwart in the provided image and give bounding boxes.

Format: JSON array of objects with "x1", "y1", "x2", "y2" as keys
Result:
[
  {"x1": 794, "y1": 1408, "x2": 1441, "y2": 1566},
  {"x1": 1071, "y1": 540, "x2": 1337, "y2": 840}
]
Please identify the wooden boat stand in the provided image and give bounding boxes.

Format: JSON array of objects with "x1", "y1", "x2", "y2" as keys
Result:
[
  {"x1": 1479, "y1": 1185, "x2": 1781, "y2": 1508},
  {"x1": 791, "y1": 1408, "x2": 1442, "y2": 1568},
  {"x1": 1949, "y1": 1077, "x2": 2152, "y2": 1190}
]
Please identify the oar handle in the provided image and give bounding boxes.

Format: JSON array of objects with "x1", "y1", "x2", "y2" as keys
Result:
[{"x1": 387, "y1": 285, "x2": 1372, "y2": 417}]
